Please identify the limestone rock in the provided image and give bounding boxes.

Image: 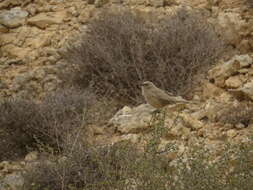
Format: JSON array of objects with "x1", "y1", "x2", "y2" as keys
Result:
[
  {"x1": 225, "y1": 75, "x2": 243, "y2": 88},
  {"x1": 28, "y1": 12, "x2": 66, "y2": 29},
  {"x1": 208, "y1": 54, "x2": 252, "y2": 87},
  {"x1": 25, "y1": 151, "x2": 38, "y2": 162},
  {"x1": 109, "y1": 104, "x2": 155, "y2": 134},
  {"x1": 2, "y1": 45, "x2": 30, "y2": 59},
  {"x1": 0, "y1": 7, "x2": 28, "y2": 28},
  {"x1": 227, "y1": 129, "x2": 238, "y2": 138},
  {"x1": 229, "y1": 81, "x2": 253, "y2": 101},
  {"x1": 203, "y1": 82, "x2": 229, "y2": 99},
  {"x1": 179, "y1": 112, "x2": 204, "y2": 130},
  {"x1": 216, "y1": 11, "x2": 246, "y2": 46}
]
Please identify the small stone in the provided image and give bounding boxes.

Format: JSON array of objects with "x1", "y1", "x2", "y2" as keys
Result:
[
  {"x1": 225, "y1": 76, "x2": 243, "y2": 88},
  {"x1": 25, "y1": 151, "x2": 38, "y2": 162},
  {"x1": 227, "y1": 129, "x2": 238, "y2": 138},
  {"x1": 0, "y1": 7, "x2": 28, "y2": 28},
  {"x1": 235, "y1": 123, "x2": 246, "y2": 129},
  {"x1": 28, "y1": 12, "x2": 66, "y2": 29}
]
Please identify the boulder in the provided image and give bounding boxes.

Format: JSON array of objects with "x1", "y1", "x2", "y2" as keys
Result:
[
  {"x1": 109, "y1": 104, "x2": 155, "y2": 134},
  {"x1": 225, "y1": 75, "x2": 244, "y2": 88},
  {"x1": 0, "y1": 7, "x2": 28, "y2": 28}
]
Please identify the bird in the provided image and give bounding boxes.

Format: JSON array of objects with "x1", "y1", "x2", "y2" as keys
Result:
[{"x1": 141, "y1": 81, "x2": 190, "y2": 109}]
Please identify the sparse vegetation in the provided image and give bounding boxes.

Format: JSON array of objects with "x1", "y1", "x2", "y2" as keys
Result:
[
  {"x1": 62, "y1": 7, "x2": 225, "y2": 104},
  {"x1": 23, "y1": 135, "x2": 253, "y2": 190},
  {"x1": 1, "y1": 7, "x2": 251, "y2": 190},
  {"x1": 23, "y1": 110, "x2": 253, "y2": 190},
  {"x1": 0, "y1": 89, "x2": 92, "y2": 161},
  {"x1": 218, "y1": 102, "x2": 253, "y2": 127}
]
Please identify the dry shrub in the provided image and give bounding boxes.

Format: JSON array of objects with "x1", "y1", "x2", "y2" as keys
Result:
[
  {"x1": 23, "y1": 138, "x2": 253, "y2": 190},
  {"x1": 24, "y1": 141, "x2": 173, "y2": 190},
  {"x1": 62, "y1": 8, "x2": 225, "y2": 104},
  {"x1": 0, "y1": 99, "x2": 39, "y2": 161},
  {"x1": 0, "y1": 89, "x2": 92, "y2": 161},
  {"x1": 217, "y1": 102, "x2": 253, "y2": 127}
]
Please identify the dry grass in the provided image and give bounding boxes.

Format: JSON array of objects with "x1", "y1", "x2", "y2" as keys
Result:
[{"x1": 61, "y1": 8, "x2": 225, "y2": 105}]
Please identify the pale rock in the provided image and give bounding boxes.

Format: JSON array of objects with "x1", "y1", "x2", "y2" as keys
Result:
[
  {"x1": 235, "y1": 123, "x2": 246, "y2": 129},
  {"x1": 228, "y1": 81, "x2": 253, "y2": 100},
  {"x1": 109, "y1": 104, "x2": 155, "y2": 134},
  {"x1": 121, "y1": 134, "x2": 141, "y2": 143},
  {"x1": 203, "y1": 82, "x2": 228, "y2": 99},
  {"x1": 25, "y1": 151, "x2": 38, "y2": 162},
  {"x1": 208, "y1": 54, "x2": 252, "y2": 87},
  {"x1": 204, "y1": 99, "x2": 225, "y2": 122},
  {"x1": 0, "y1": 33, "x2": 16, "y2": 46},
  {"x1": 25, "y1": 3, "x2": 37, "y2": 16},
  {"x1": 227, "y1": 129, "x2": 238, "y2": 138},
  {"x1": 233, "y1": 54, "x2": 253, "y2": 68},
  {"x1": 168, "y1": 123, "x2": 191, "y2": 138},
  {"x1": 44, "y1": 81, "x2": 58, "y2": 91},
  {"x1": 0, "y1": 7, "x2": 28, "y2": 28},
  {"x1": 179, "y1": 112, "x2": 204, "y2": 130},
  {"x1": 2, "y1": 44, "x2": 30, "y2": 59},
  {"x1": 25, "y1": 34, "x2": 51, "y2": 48},
  {"x1": 28, "y1": 11, "x2": 66, "y2": 29},
  {"x1": 208, "y1": 60, "x2": 240, "y2": 87},
  {"x1": 216, "y1": 11, "x2": 246, "y2": 46},
  {"x1": 225, "y1": 75, "x2": 243, "y2": 88}
]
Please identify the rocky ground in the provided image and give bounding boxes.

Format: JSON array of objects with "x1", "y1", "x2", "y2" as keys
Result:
[
  {"x1": 0, "y1": 0, "x2": 252, "y2": 99},
  {"x1": 0, "y1": 0, "x2": 253, "y2": 189}
]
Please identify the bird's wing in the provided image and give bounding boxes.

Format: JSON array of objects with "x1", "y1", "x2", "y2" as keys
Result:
[
  {"x1": 156, "y1": 88, "x2": 189, "y2": 103},
  {"x1": 155, "y1": 88, "x2": 174, "y2": 104}
]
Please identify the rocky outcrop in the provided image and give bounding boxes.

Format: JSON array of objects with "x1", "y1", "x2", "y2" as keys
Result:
[
  {"x1": 105, "y1": 53, "x2": 253, "y2": 164},
  {"x1": 0, "y1": 0, "x2": 252, "y2": 99}
]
